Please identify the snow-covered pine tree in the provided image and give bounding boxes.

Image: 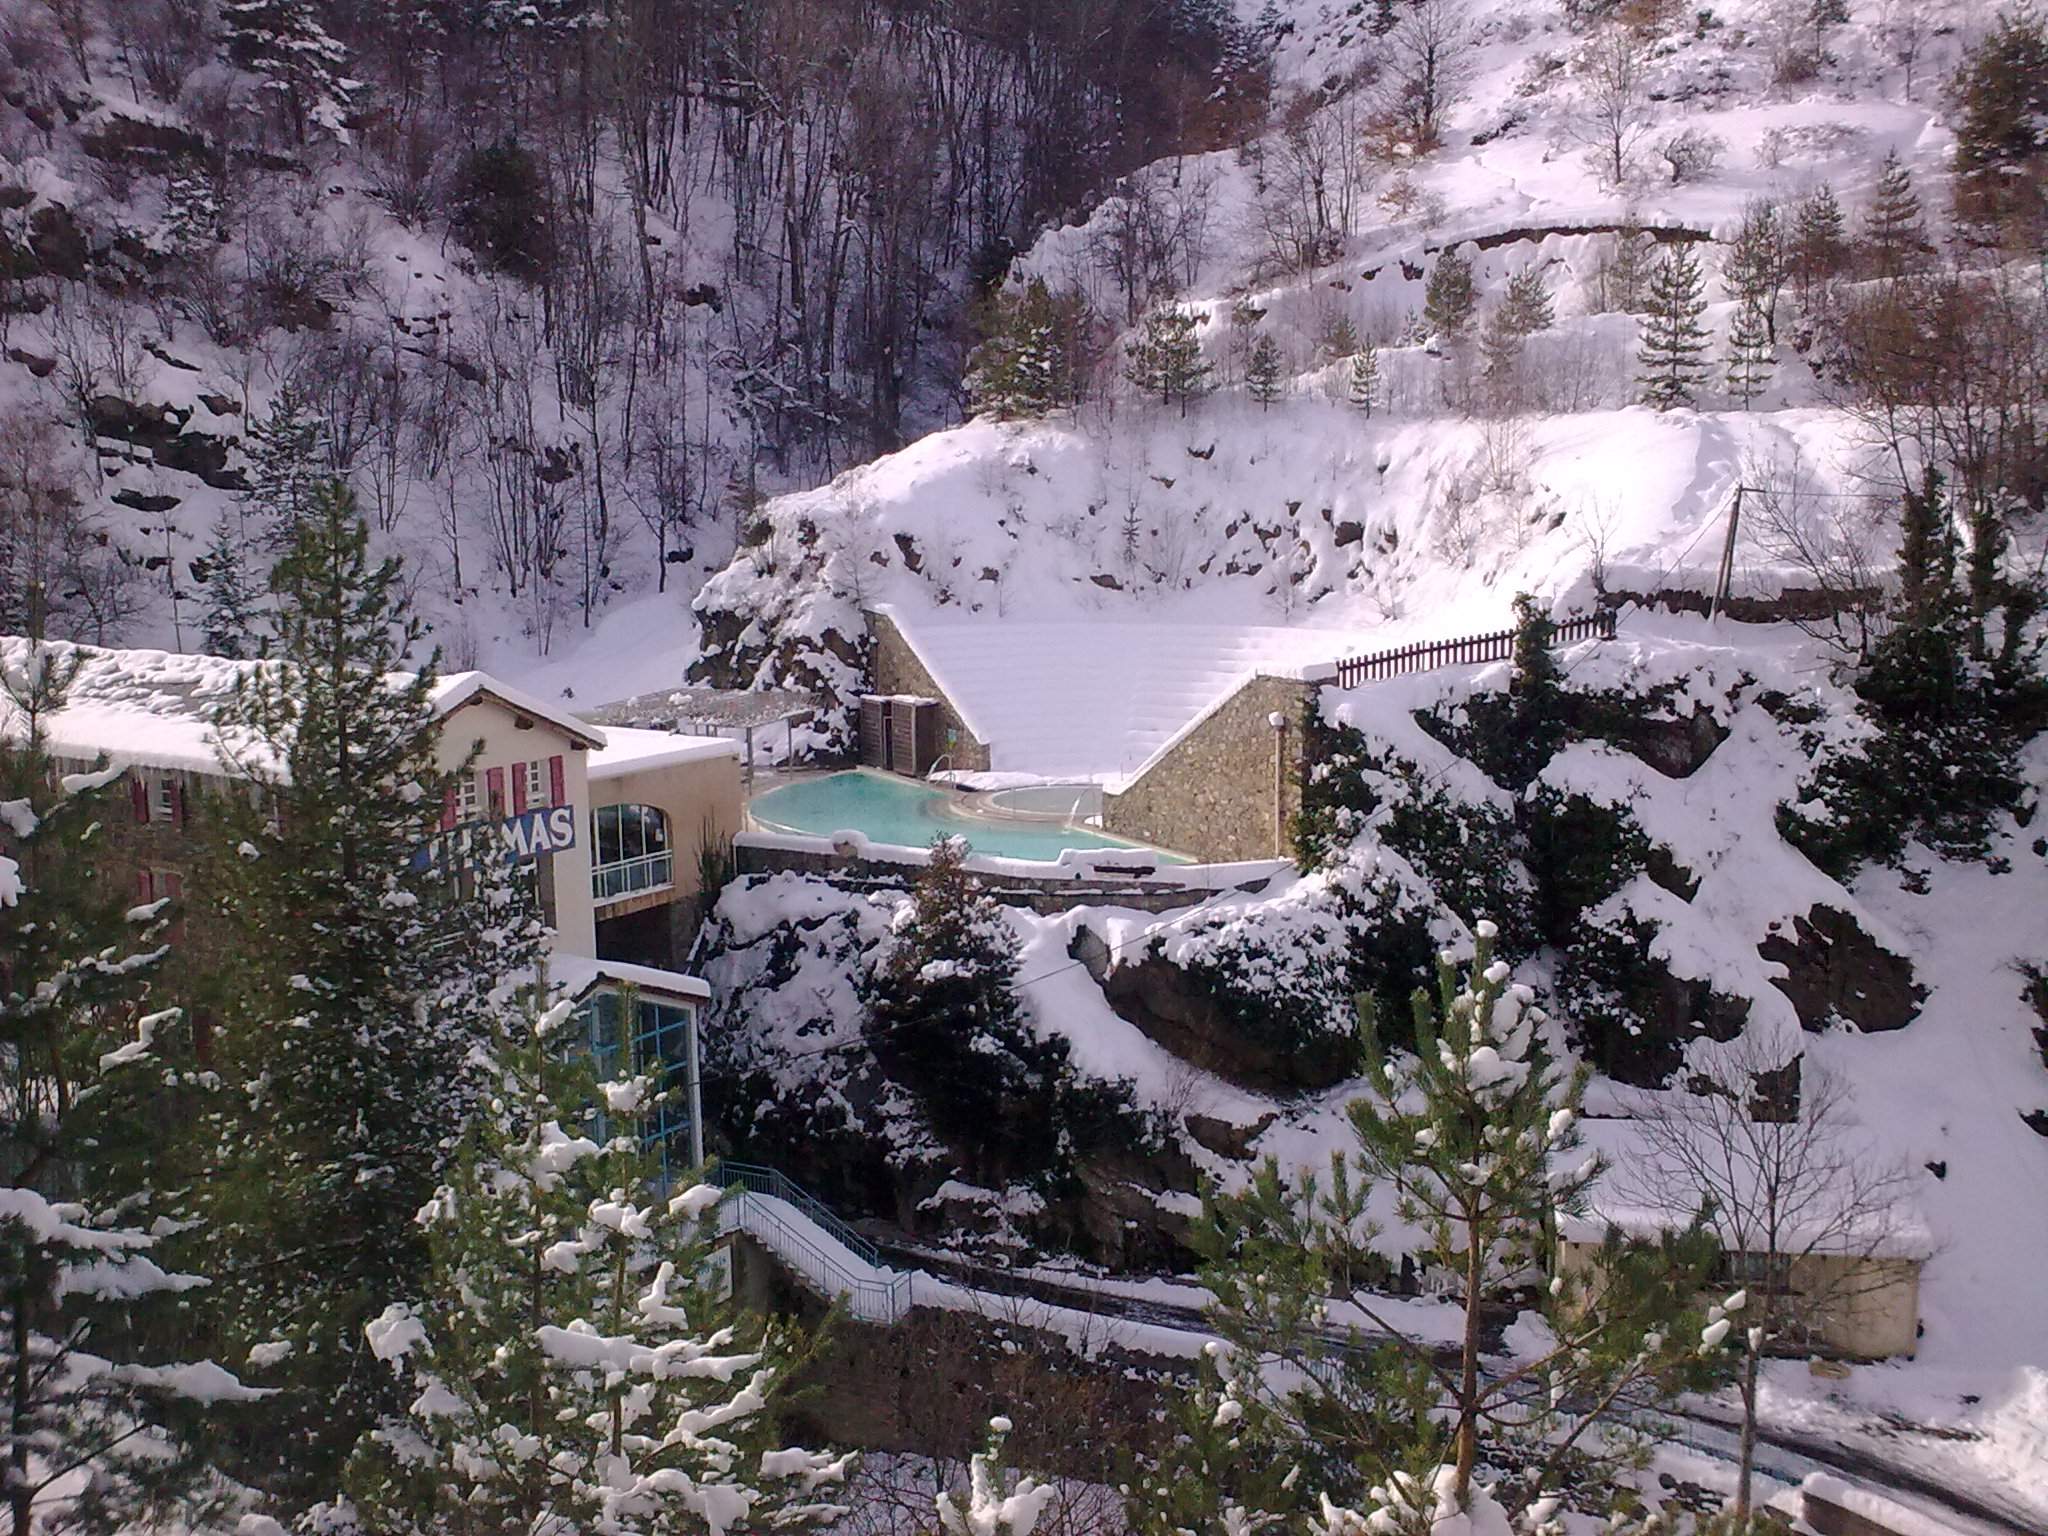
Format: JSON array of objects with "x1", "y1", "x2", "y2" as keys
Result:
[
  {"x1": 1721, "y1": 196, "x2": 1786, "y2": 339},
  {"x1": 1125, "y1": 306, "x2": 1214, "y2": 417},
  {"x1": 1246, "y1": 333, "x2": 1284, "y2": 409},
  {"x1": 1724, "y1": 297, "x2": 1775, "y2": 410},
  {"x1": 194, "y1": 480, "x2": 482, "y2": 1504},
  {"x1": 221, "y1": 0, "x2": 355, "y2": 145},
  {"x1": 1, "y1": 647, "x2": 260, "y2": 1536},
  {"x1": 1895, "y1": 466, "x2": 1961, "y2": 631},
  {"x1": 239, "y1": 385, "x2": 329, "y2": 555},
  {"x1": 1635, "y1": 245, "x2": 1710, "y2": 411},
  {"x1": 348, "y1": 981, "x2": 851, "y2": 1536},
  {"x1": 861, "y1": 837, "x2": 1077, "y2": 1184},
  {"x1": 1193, "y1": 924, "x2": 1716, "y2": 1517},
  {"x1": 1789, "y1": 183, "x2": 1847, "y2": 298},
  {"x1": 967, "y1": 280, "x2": 1070, "y2": 420},
  {"x1": 1122, "y1": 1342, "x2": 1306, "y2": 1536},
  {"x1": 1422, "y1": 247, "x2": 1476, "y2": 340},
  {"x1": 195, "y1": 512, "x2": 260, "y2": 658},
  {"x1": 1348, "y1": 337, "x2": 1381, "y2": 416},
  {"x1": 1860, "y1": 148, "x2": 1926, "y2": 279}
]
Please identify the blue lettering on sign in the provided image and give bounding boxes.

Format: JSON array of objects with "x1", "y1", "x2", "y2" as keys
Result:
[{"x1": 414, "y1": 804, "x2": 579, "y2": 870}]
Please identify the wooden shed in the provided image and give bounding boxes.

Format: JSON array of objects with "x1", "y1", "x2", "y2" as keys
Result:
[{"x1": 857, "y1": 695, "x2": 943, "y2": 777}]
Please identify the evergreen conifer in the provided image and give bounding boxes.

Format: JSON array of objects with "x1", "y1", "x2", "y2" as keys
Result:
[
  {"x1": 221, "y1": 0, "x2": 354, "y2": 144},
  {"x1": 1951, "y1": 8, "x2": 2048, "y2": 234},
  {"x1": 1348, "y1": 337, "x2": 1381, "y2": 416},
  {"x1": 195, "y1": 513, "x2": 260, "y2": 658},
  {"x1": 1790, "y1": 183, "x2": 1848, "y2": 297},
  {"x1": 1124, "y1": 306, "x2": 1214, "y2": 417},
  {"x1": 240, "y1": 386, "x2": 329, "y2": 554},
  {"x1": 193, "y1": 480, "x2": 486, "y2": 1504},
  {"x1": 1499, "y1": 266, "x2": 1554, "y2": 335},
  {"x1": 1245, "y1": 333, "x2": 1284, "y2": 409},
  {"x1": 1722, "y1": 196, "x2": 1786, "y2": 339},
  {"x1": 2, "y1": 647, "x2": 258, "y2": 1536},
  {"x1": 1724, "y1": 297, "x2": 1775, "y2": 409},
  {"x1": 1896, "y1": 467, "x2": 1961, "y2": 632},
  {"x1": 1636, "y1": 244, "x2": 1711, "y2": 410},
  {"x1": 347, "y1": 978, "x2": 850, "y2": 1536},
  {"x1": 1860, "y1": 148, "x2": 1926, "y2": 278},
  {"x1": 1422, "y1": 247, "x2": 1477, "y2": 340}
]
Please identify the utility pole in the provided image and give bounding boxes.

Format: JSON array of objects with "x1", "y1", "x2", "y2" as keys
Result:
[{"x1": 1709, "y1": 485, "x2": 1748, "y2": 623}]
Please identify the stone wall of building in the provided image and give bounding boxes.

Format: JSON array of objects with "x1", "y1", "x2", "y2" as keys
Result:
[
  {"x1": 866, "y1": 610, "x2": 991, "y2": 772},
  {"x1": 1101, "y1": 675, "x2": 1314, "y2": 864}
]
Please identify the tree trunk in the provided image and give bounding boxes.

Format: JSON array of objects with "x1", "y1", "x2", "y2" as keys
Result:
[
  {"x1": 1455, "y1": 1216, "x2": 1483, "y2": 1502},
  {"x1": 1735, "y1": 1344, "x2": 1760, "y2": 1524}
]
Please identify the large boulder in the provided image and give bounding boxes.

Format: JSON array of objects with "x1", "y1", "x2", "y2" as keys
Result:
[{"x1": 1759, "y1": 905, "x2": 1924, "y2": 1033}]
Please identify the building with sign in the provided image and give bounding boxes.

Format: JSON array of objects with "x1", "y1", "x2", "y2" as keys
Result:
[{"x1": 0, "y1": 638, "x2": 744, "y2": 1173}]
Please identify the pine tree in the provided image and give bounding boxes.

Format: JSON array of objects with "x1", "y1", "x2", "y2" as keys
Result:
[
  {"x1": 861, "y1": 837, "x2": 1075, "y2": 1183},
  {"x1": 1191, "y1": 925, "x2": 1718, "y2": 1515},
  {"x1": 1721, "y1": 196, "x2": 1787, "y2": 339},
  {"x1": 1789, "y1": 183, "x2": 1847, "y2": 298},
  {"x1": 1499, "y1": 266, "x2": 1554, "y2": 335},
  {"x1": 1724, "y1": 297, "x2": 1775, "y2": 409},
  {"x1": 1245, "y1": 333, "x2": 1284, "y2": 409},
  {"x1": 966, "y1": 279, "x2": 1074, "y2": 421},
  {"x1": 1478, "y1": 303, "x2": 1525, "y2": 413},
  {"x1": 1348, "y1": 337, "x2": 1381, "y2": 416},
  {"x1": 195, "y1": 512, "x2": 260, "y2": 658},
  {"x1": 1951, "y1": 8, "x2": 2048, "y2": 234},
  {"x1": 1321, "y1": 310, "x2": 1362, "y2": 362},
  {"x1": 221, "y1": 0, "x2": 355, "y2": 144},
  {"x1": 1860, "y1": 148, "x2": 1926, "y2": 279},
  {"x1": 1421, "y1": 247, "x2": 1477, "y2": 340},
  {"x1": 1124, "y1": 305, "x2": 1215, "y2": 417},
  {"x1": 940, "y1": 1420, "x2": 1055, "y2": 1536},
  {"x1": 347, "y1": 979, "x2": 850, "y2": 1536},
  {"x1": 240, "y1": 385, "x2": 328, "y2": 555},
  {"x1": 1896, "y1": 466, "x2": 1960, "y2": 630},
  {"x1": 1636, "y1": 244, "x2": 1711, "y2": 410},
  {"x1": 1593, "y1": 220, "x2": 1655, "y2": 314},
  {"x1": 193, "y1": 481, "x2": 484, "y2": 1504},
  {"x1": 2, "y1": 647, "x2": 258, "y2": 1536}
]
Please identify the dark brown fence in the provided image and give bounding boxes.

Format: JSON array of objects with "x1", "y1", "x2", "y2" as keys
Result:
[{"x1": 1332, "y1": 609, "x2": 1615, "y2": 689}]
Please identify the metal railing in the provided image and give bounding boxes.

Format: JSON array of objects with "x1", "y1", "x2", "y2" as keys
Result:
[
  {"x1": 1333, "y1": 609, "x2": 1616, "y2": 689},
  {"x1": 592, "y1": 850, "x2": 674, "y2": 902},
  {"x1": 713, "y1": 1162, "x2": 913, "y2": 1324}
]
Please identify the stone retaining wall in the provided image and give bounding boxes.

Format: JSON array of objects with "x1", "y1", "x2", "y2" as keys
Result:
[
  {"x1": 867, "y1": 610, "x2": 991, "y2": 772},
  {"x1": 1102, "y1": 675, "x2": 1314, "y2": 865}
]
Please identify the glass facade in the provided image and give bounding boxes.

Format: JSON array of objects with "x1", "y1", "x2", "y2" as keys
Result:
[
  {"x1": 576, "y1": 988, "x2": 700, "y2": 1186},
  {"x1": 591, "y1": 803, "x2": 674, "y2": 901}
]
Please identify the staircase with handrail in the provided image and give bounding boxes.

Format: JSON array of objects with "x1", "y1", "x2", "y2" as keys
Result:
[{"x1": 713, "y1": 1161, "x2": 913, "y2": 1323}]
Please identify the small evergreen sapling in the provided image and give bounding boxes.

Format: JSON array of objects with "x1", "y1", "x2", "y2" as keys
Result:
[
  {"x1": 239, "y1": 385, "x2": 329, "y2": 554},
  {"x1": 1789, "y1": 184, "x2": 1847, "y2": 297},
  {"x1": 1422, "y1": 248, "x2": 1477, "y2": 341},
  {"x1": 195, "y1": 511, "x2": 260, "y2": 658},
  {"x1": 1724, "y1": 298, "x2": 1775, "y2": 410},
  {"x1": 1126, "y1": 306, "x2": 1215, "y2": 417},
  {"x1": 1635, "y1": 245, "x2": 1711, "y2": 411},
  {"x1": 348, "y1": 983, "x2": 850, "y2": 1536},
  {"x1": 1721, "y1": 197, "x2": 1786, "y2": 339},
  {"x1": 1348, "y1": 338, "x2": 1382, "y2": 416},
  {"x1": 1246, "y1": 333, "x2": 1285, "y2": 410},
  {"x1": 1859, "y1": 148, "x2": 1926, "y2": 279}
]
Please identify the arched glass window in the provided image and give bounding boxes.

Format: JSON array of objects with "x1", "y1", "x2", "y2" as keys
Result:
[{"x1": 591, "y1": 803, "x2": 673, "y2": 900}]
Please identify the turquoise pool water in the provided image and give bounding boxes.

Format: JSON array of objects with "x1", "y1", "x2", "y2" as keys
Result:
[{"x1": 750, "y1": 771, "x2": 1176, "y2": 863}]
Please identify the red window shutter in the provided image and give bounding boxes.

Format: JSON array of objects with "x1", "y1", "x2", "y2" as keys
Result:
[
  {"x1": 511, "y1": 764, "x2": 528, "y2": 815},
  {"x1": 485, "y1": 766, "x2": 505, "y2": 817},
  {"x1": 136, "y1": 869, "x2": 153, "y2": 903},
  {"x1": 549, "y1": 755, "x2": 565, "y2": 806},
  {"x1": 131, "y1": 776, "x2": 149, "y2": 823},
  {"x1": 170, "y1": 779, "x2": 185, "y2": 825},
  {"x1": 441, "y1": 785, "x2": 458, "y2": 831}
]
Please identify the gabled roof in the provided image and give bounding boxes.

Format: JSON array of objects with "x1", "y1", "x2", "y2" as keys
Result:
[{"x1": 0, "y1": 638, "x2": 606, "y2": 780}]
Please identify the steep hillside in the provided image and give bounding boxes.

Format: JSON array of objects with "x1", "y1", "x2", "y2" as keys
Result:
[{"x1": 695, "y1": 614, "x2": 2048, "y2": 1516}]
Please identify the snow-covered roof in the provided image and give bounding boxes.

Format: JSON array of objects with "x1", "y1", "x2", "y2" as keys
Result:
[
  {"x1": 873, "y1": 607, "x2": 1381, "y2": 783},
  {"x1": 431, "y1": 672, "x2": 606, "y2": 750},
  {"x1": 587, "y1": 726, "x2": 742, "y2": 780},
  {"x1": 0, "y1": 638, "x2": 605, "y2": 780},
  {"x1": 1559, "y1": 1118, "x2": 1934, "y2": 1262},
  {"x1": 550, "y1": 952, "x2": 711, "y2": 1005}
]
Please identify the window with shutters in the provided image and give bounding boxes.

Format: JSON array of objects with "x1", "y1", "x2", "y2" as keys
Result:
[
  {"x1": 454, "y1": 772, "x2": 480, "y2": 825},
  {"x1": 152, "y1": 774, "x2": 177, "y2": 822},
  {"x1": 521, "y1": 759, "x2": 550, "y2": 807}
]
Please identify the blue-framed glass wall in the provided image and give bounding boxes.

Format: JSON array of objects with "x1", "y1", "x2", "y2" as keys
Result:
[{"x1": 574, "y1": 989, "x2": 703, "y2": 1187}]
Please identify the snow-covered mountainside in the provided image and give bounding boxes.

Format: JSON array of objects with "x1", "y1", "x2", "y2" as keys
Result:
[{"x1": 697, "y1": 615, "x2": 2048, "y2": 1516}]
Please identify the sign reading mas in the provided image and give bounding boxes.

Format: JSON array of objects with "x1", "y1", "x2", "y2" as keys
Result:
[{"x1": 414, "y1": 804, "x2": 578, "y2": 870}]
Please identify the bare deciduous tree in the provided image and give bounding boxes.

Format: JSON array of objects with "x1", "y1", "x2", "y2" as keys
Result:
[
  {"x1": 1741, "y1": 448, "x2": 1892, "y2": 662},
  {"x1": 1382, "y1": 0, "x2": 1471, "y2": 153},
  {"x1": 1572, "y1": 24, "x2": 1654, "y2": 189},
  {"x1": 1624, "y1": 1033, "x2": 1920, "y2": 1528}
]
